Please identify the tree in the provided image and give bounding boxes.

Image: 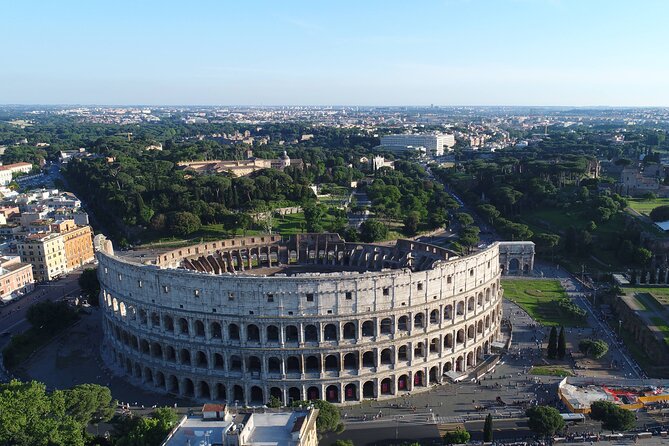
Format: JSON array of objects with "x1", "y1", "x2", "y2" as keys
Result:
[
  {"x1": 557, "y1": 326, "x2": 566, "y2": 359},
  {"x1": 650, "y1": 205, "x2": 669, "y2": 222},
  {"x1": 547, "y1": 326, "x2": 558, "y2": 359},
  {"x1": 267, "y1": 395, "x2": 282, "y2": 408},
  {"x1": 303, "y1": 202, "x2": 326, "y2": 232},
  {"x1": 359, "y1": 220, "x2": 388, "y2": 242},
  {"x1": 483, "y1": 413, "x2": 493, "y2": 442},
  {"x1": 167, "y1": 211, "x2": 201, "y2": 236},
  {"x1": 590, "y1": 401, "x2": 636, "y2": 431},
  {"x1": 403, "y1": 211, "x2": 421, "y2": 235},
  {"x1": 456, "y1": 212, "x2": 474, "y2": 227},
  {"x1": 443, "y1": 427, "x2": 470, "y2": 444},
  {"x1": 26, "y1": 300, "x2": 78, "y2": 333},
  {"x1": 526, "y1": 406, "x2": 565, "y2": 437},
  {"x1": 579, "y1": 339, "x2": 609, "y2": 359},
  {"x1": 63, "y1": 384, "x2": 116, "y2": 425},
  {"x1": 476, "y1": 204, "x2": 500, "y2": 225},
  {"x1": 78, "y1": 268, "x2": 100, "y2": 306},
  {"x1": 115, "y1": 407, "x2": 178, "y2": 446},
  {"x1": 332, "y1": 441, "x2": 354, "y2": 446},
  {"x1": 459, "y1": 226, "x2": 480, "y2": 252}
]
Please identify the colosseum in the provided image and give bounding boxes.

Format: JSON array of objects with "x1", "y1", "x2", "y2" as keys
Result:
[{"x1": 97, "y1": 233, "x2": 534, "y2": 405}]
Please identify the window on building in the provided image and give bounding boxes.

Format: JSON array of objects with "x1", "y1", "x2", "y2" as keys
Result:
[
  {"x1": 306, "y1": 293, "x2": 314, "y2": 302},
  {"x1": 345, "y1": 291, "x2": 352, "y2": 300},
  {"x1": 383, "y1": 287, "x2": 390, "y2": 296},
  {"x1": 267, "y1": 293, "x2": 274, "y2": 302}
]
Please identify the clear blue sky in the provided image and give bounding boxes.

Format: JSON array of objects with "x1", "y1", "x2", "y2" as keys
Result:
[{"x1": 1, "y1": 0, "x2": 668, "y2": 106}]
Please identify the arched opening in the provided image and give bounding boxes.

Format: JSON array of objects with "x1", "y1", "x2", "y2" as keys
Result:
[
  {"x1": 180, "y1": 349, "x2": 191, "y2": 365},
  {"x1": 380, "y1": 318, "x2": 392, "y2": 334},
  {"x1": 195, "y1": 351, "x2": 208, "y2": 368},
  {"x1": 210, "y1": 322, "x2": 222, "y2": 339},
  {"x1": 485, "y1": 287, "x2": 491, "y2": 302},
  {"x1": 429, "y1": 309, "x2": 439, "y2": 325},
  {"x1": 151, "y1": 342, "x2": 163, "y2": 358},
  {"x1": 344, "y1": 383, "x2": 357, "y2": 401},
  {"x1": 398, "y1": 345, "x2": 408, "y2": 361},
  {"x1": 195, "y1": 320, "x2": 205, "y2": 337},
  {"x1": 444, "y1": 305, "x2": 453, "y2": 320},
  {"x1": 467, "y1": 351, "x2": 474, "y2": 368},
  {"x1": 165, "y1": 346, "x2": 176, "y2": 362},
  {"x1": 324, "y1": 354, "x2": 339, "y2": 371},
  {"x1": 444, "y1": 362, "x2": 453, "y2": 373},
  {"x1": 380, "y1": 348, "x2": 393, "y2": 365},
  {"x1": 228, "y1": 323, "x2": 240, "y2": 340},
  {"x1": 270, "y1": 387, "x2": 283, "y2": 403},
  {"x1": 289, "y1": 387, "x2": 301, "y2": 403},
  {"x1": 233, "y1": 385, "x2": 244, "y2": 403},
  {"x1": 307, "y1": 386, "x2": 319, "y2": 401},
  {"x1": 266, "y1": 325, "x2": 279, "y2": 342},
  {"x1": 216, "y1": 383, "x2": 226, "y2": 401},
  {"x1": 326, "y1": 385, "x2": 339, "y2": 403},
  {"x1": 198, "y1": 381, "x2": 211, "y2": 399},
  {"x1": 343, "y1": 322, "x2": 356, "y2": 339},
  {"x1": 414, "y1": 313, "x2": 424, "y2": 329},
  {"x1": 139, "y1": 310, "x2": 148, "y2": 325},
  {"x1": 179, "y1": 318, "x2": 189, "y2": 335},
  {"x1": 398, "y1": 374, "x2": 408, "y2": 391},
  {"x1": 140, "y1": 339, "x2": 150, "y2": 355},
  {"x1": 509, "y1": 258, "x2": 520, "y2": 272},
  {"x1": 144, "y1": 368, "x2": 153, "y2": 384},
  {"x1": 429, "y1": 338, "x2": 439, "y2": 353},
  {"x1": 305, "y1": 356, "x2": 320, "y2": 373},
  {"x1": 456, "y1": 329, "x2": 465, "y2": 344},
  {"x1": 414, "y1": 370, "x2": 425, "y2": 387},
  {"x1": 362, "y1": 351, "x2": 375, "y2": 367},
  {"x1": 414, "y1": 342, "x2": 424, "y2": 358},
  {"x1": 285, "y1": 325, "x2": 298, "y2": 343},
  {"x1": 477, "y1": 320, "x2": 483, "y2": 333},
  {"x1": 247, "y1": 324, "x2": 260, "y2": 342},
  {"x1": 323, "y1": 324, "x2": 337, "y2": 341},
  {"x1": 286, "y1": 356, "x2": 300, "y2": 373},
  {"x1": 214, "y1": 353, "x2": 224, "y2": 369},
  {"x1": 397, "y1": 316, "x2": 409, "y2": 331},
  {"x1": 444, "y1": 333, "x2": 454, "y2": 348},
  {"x1": 168, "y1": 375, "x2": 179, "y2": 393},
  {"x1": 361, "y1": 320, "x2": 375, "y2": 337},
  {"x1": 467, "y1": 297, "x2": 475, "y2": 312},
  {"x1": 230, "y1": 355, "x2": 242, "y2": 372},
  {"x1": 183, "y1": 378, "x2": 194, "y2": 397},
  {"x1": 247, "y1": 356, "x2": 261, "y2": 374},
  {"x1": 155, "y1": 371, "x2": 165, "y2": 389},
  {"x1": 304, "y1": 324, "x2": 318, "y2": 342},
  {"x1": 429, "y1": 366, "x2": 439, "y2": 384},
  {"x1": 477, "y1": 346, "x2": 483, "y2": 359},
  {"x1": 477, "y1": 293, "x2": 483, "y2": 307},
  {"x1": 268, "y1": 357, "x2": 281, "y2": 374},
  {"x1": 456, "y1": 301, "x2": 464, "y2": 316},
  {"x1": 381, "y1": 378, "x2": 392, "y2": 395},
  {"x1": 468, "y1": 325, "x2": 475, "y2": 339},
  {"x1": 363, "y1": 381, "x2": 375, "y2": 398},
  {"x1": 343, "y1": 352, "x2": 357, "y2": 370},
  {"x1": 250, "y1": 386, "x2": 263, "y2": 404},
  {"x1": 456, "y1": 356, "x2": 464, "y2": 372}
]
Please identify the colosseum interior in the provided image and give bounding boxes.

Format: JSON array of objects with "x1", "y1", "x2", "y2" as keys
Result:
[{"x1": 96, "y1": 233, "x2": 533, "y2": 405}]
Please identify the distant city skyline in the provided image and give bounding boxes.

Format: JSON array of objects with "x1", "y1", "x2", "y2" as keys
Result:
[{"x1": 2, "y1": 0, "x2": 669, "y2": 106}]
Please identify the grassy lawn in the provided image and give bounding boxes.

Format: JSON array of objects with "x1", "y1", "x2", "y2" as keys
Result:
[
  {"x1": 650, "y1": 317, "x2": 669, "y2": 346},
  {"x1": 502, "y1": 278, "x2": 587, "y2": 327},
  {"x1": 628, "y1": 198, "x2": 669, "y2": 216},
  {"x1": 625, "y1": 286, "x2": 669, "y2": 305},
  {"x1": 530, "y1": 365, "x2": 574, "y2": 377}
]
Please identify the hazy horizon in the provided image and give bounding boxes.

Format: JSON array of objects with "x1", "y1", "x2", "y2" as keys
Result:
[{"x1": 2, "y1": 0, "x2": 669, "y2": 106}]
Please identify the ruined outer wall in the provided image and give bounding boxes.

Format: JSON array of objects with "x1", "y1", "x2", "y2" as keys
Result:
[{"x1": 97, "y1": 238, "x2": 503, "y2": 405}]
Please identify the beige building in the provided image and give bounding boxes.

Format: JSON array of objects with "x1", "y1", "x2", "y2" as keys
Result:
[
  {"x1": 0, "y1": 256, "x2": 35, "y2": 302},
  {"x1": 61, "y1": 224, "x2": 95, "y2": 270},
  {"x1": 18, "y1": 232, "x2": 66, "y2": 281}
]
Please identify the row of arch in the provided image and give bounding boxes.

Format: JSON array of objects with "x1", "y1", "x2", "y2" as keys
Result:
[
  {"x1": 113, "y1": 345, "x2": 488, "y2": 404},
  {"x1": 103, "y1": 291, "x2": 500, "y2": 346},
  {"x1": 107, "y1": 315, "x2": 496, "y2": 375}
]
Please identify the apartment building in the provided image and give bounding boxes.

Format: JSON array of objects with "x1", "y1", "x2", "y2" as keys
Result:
[
  {"x1": 0, "y1": 256, "x2": 34, "y2": 301},
  {"x1": 60, "y1": 224, "x2": 94, "y2": 270},
  {"x1": 18, "y1": 232, "x2": 66, "y2": 281}
]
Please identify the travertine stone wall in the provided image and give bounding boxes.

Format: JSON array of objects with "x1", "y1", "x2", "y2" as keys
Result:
[{"x1": 97, "y1": 235, "x2": 505, "y2": 405}]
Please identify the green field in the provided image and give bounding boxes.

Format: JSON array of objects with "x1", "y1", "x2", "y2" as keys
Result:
[
  {"x1": 650, "y1": 317, "x2": 669, "y2": 346},
  {"x1": 530, "y1": 366, "x2": 574, "y2": 377},
  {"x1": 628, "y1": 198, "x2": 669, "y2": 216},
  {"x1": 625, "y1": 286, "x2": 669, "y2": 305},
  {"x1": 502, "y1": 278, "x2": 587, "y2": 327}
]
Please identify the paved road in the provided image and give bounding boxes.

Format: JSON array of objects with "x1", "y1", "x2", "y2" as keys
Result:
[{"x1": 0, "y1": 268, "x2": 88, "y2": 381}]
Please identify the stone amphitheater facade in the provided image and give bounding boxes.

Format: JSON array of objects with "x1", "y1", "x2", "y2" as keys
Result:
[{"x1": 97, "y1": 233, "x2": 532, "y2": 405}]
